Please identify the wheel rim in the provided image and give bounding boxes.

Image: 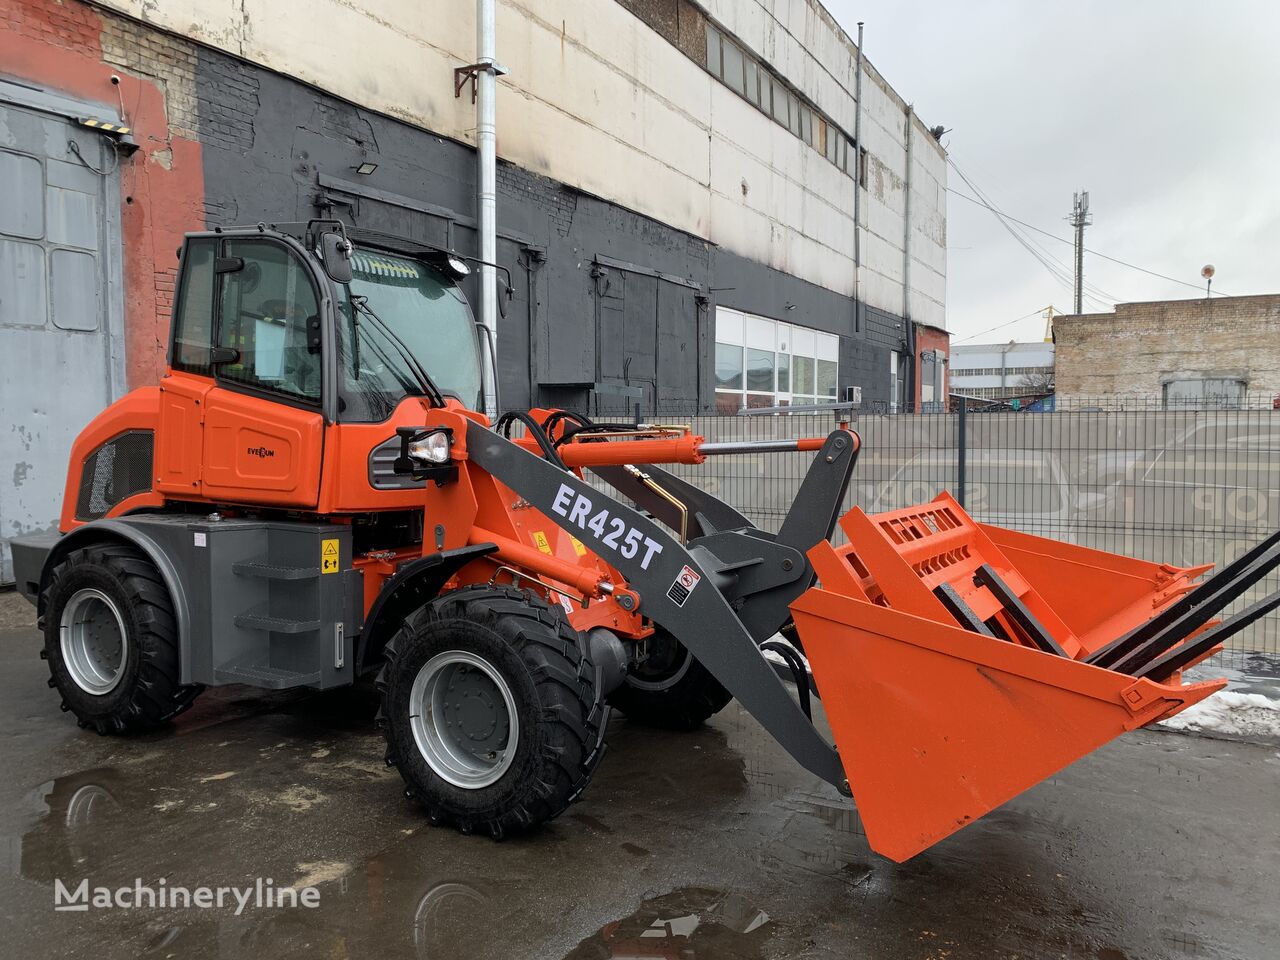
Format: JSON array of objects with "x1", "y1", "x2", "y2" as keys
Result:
[
  {"x1": 59, "y1": 588, "x2": 128, "y2": 696},
  {"x1": 409, "y1": 651, "x2": 519, "y2": 789}
]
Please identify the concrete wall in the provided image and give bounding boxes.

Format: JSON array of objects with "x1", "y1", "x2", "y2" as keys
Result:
[
  {"x1": 1054, "y1": 296, "x2": 1280, "y2": 406},
  {"x1": 86, "y1": 0, "x2": 946, "y2": 329}
]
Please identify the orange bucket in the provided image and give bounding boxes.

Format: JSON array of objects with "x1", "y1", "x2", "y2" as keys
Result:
[{"x1": 790, "y1": 494, "x2": 1227, "y2": 862}]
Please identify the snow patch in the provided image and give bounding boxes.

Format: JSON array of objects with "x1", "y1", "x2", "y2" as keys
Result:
[{"x1": 1158, "y1": 691, "x2": 1280, "y2": 742}]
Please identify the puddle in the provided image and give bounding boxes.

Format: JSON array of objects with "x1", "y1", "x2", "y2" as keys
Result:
[{"x1": 563, "y1": 887, "x2": 772, "y2": 960}]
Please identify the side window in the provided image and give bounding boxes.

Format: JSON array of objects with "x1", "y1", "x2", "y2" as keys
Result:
[
  {"x1": 171, "y1": 238, "x2": 216, "y2": 374},
  {"x1": 216, "y1": 240, "x2": 322, "y2": 402}
]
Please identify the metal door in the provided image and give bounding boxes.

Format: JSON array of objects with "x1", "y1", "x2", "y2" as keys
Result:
[{"x1": 0, "y1": 96, "x2": 123, "y2": 582}]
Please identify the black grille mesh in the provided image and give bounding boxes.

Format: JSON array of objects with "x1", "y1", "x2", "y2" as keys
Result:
[{"x1": 75, "y1": 430, "x2": 155, "y2": 521}]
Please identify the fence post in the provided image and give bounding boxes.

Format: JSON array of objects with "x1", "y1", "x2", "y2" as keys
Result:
[{"x1": 956, "y1": 396, "x2": 967, "y2": 508}]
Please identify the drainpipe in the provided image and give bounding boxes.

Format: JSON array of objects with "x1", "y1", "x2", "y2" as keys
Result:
[
  {"x1": 903, "y1": 104, "x2": 914, "y2": 410},
  {"x1": 852, "y1": 21, "x2": 864, "y2": 335},
  {"x1": 477, "y1": 0, "x2": 499, "y2": 416}
]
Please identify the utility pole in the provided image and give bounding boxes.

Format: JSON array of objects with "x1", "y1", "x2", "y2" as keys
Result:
[{"x1": 1068, "y1": 191, "x2": 1091, "y2": 314}]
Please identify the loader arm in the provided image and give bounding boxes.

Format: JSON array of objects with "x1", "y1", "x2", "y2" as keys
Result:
[{"x1": 463, "y1": 419, "x2": 852, "y2": 791}]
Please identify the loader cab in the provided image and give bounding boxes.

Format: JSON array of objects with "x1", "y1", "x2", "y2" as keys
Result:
[{"x1": 157, "y1": 224, "x2": 483, "y2": 509}]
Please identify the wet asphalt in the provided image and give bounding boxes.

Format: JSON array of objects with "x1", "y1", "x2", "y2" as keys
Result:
[{"x1": 0, "y1": 591, "x2": 1277, "y2": 960}]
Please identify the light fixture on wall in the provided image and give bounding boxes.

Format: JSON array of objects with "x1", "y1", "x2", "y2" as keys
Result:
[
  {"x1": 785, "y1": 301, "x2": 796, "y2": 311},
  {"x1": 354, "y1": 161, "x2": 378, "y2": 175}
]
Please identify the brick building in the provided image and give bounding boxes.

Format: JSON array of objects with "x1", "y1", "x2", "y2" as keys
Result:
[
  {"x1": 914, "y1": 322, "x2": 950, "y2": 412},
  {"x1": 1054, "y1": 295, "x2": 1280, "y2": 408}
]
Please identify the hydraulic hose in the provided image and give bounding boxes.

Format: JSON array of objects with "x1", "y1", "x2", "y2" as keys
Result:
[
  {"x1": 495, "y1": 410, "x2": 568, "y2": 470},
  {"x1": 760, "y1": 639, "x2": 812, "y2": 719}
]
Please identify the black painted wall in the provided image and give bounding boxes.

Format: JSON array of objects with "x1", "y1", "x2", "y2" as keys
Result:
[{"x1": 194, "y1": 47, "x2": 908, "y2": 414}]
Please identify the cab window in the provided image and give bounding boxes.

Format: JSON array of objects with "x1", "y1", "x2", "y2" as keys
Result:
[
  {"x1": 171, "y1": 238, "x2": 216, "y2": 374},
  {"x1": 216, "y1": 240, "x2": 322, "y2": 402}
]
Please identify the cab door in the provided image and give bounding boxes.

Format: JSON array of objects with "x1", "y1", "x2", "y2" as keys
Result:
[{"x1": 202, "y1": 237, "x2": 326, "y2": 508}]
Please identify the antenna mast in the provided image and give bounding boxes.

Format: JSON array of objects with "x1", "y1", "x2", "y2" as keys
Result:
[{"x1": 1068, "y1": 191, "x2": 1091, "y2": 314}]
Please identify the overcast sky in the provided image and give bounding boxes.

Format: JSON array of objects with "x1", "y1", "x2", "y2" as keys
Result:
[{"x1": 824, "y1": 0, "x2": 1280, "y2": 344}]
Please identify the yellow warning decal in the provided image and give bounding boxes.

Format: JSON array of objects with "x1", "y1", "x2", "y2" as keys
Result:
[
  {"x1": 532, "y1": 531, "x2": 553, "y2": 554},
  {"x1": 321, "y1": 538, "x2": 340, "y2": 574},
  {"x1": 569, "y1": 536, "x2": 587, "y2": 557}
]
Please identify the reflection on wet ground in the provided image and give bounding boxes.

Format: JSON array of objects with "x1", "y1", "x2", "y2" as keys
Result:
[
  {"x1": 564, "y1": 888, "x2": 772, "y2": 960},
  {"x1": 1, "y1": 621, "x2": 1278, "y2": 960}
]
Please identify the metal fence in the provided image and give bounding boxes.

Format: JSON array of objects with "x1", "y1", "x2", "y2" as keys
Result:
[{"x1": 594, "y1": 398, "x2": 1280, "y2": 671}]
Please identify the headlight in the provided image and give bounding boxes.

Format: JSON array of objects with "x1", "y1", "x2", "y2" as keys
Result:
[{"x1": 408, "y1": 430, "x2": 452, "y2": 464}]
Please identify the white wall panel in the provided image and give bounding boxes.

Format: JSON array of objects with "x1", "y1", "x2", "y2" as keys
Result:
[{"x1": 94, "y1": 0, "x2": 946, "y2": 327}]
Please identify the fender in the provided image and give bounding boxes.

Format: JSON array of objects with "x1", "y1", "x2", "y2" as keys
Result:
[
  {"x1": 29, "y1": 519, "x2": 192, "y2": 663},
  {"x1": 356, "y1": 543, "x2": 499, "y2": 676}
]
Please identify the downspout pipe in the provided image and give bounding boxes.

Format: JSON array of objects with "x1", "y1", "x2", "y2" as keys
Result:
[
  {"x1": 903, "y1": 104, "x2": 915, "y2": 410},
  {"x1": 852, "y1": 21, "x2": 864, "y2": 334},
  {"x1": 477, "y1": 0, "x2": 499, "y2": 416}
]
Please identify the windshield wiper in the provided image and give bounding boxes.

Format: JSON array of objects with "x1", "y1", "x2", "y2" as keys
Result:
[{"x1": 350, "y1": 295, "x2": 445, "y2": 408}]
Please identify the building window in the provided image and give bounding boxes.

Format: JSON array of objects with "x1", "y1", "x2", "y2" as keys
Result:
[
  {"x1": 1162, "y1": 378, "x2": 1246, "y2": 410},
  {"x1": 704, "y1": 21, "x2": 860, "y2": 181},
  {"x1": 889, "y1": 350, "x2": 903, "y2": 413},
  {"x1": 714, "y1": 307, "x2": 838, "y2": 413},
  {"x1": 920, "y1": 349, "x2": 946, "y2": 411}
]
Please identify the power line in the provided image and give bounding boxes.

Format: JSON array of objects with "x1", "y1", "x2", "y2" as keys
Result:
[
  {"x1": 947, "y1": 160, "x2": 1116, "y2": 310},
  {"x1": 945, "y1": 184, "x2": 1234, "y2": 298},
  {"x1": 953, "y1": 307, "x2": 1048, "y2": 344},
  {"x1": 948, "y1": 159, "x2": 1118, "y2": 307}
]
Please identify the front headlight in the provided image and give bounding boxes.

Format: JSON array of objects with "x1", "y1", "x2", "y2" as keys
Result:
[{"x1": 408, "y1": 430, "x2": 452, "y2": 464}]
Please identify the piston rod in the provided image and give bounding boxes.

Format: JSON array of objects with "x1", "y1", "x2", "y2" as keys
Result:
[{"x1": 698, "y1": 438, "x2": 830, "y2": 455}]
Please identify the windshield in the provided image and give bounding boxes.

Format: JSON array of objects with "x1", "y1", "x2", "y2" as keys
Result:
[{"x1": 336, "y1": 248, "x2": 483, "y2": 421}]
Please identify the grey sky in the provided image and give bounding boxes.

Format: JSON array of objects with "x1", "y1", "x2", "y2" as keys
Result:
[{"x1": 824, "y1": 0, "x2": 1280, "y2": 343}]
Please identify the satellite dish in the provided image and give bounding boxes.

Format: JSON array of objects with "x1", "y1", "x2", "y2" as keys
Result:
[{"x1": 1201, "y1": 264, "x2": 1215, "y2": 279}]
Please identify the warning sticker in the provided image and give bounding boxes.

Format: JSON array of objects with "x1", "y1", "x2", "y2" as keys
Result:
[
  {"x1": 532, "y1": 531, "x2": 553, "y2": 554},
  {"x1": 320, "y1": 538, "x2": 340, "y2": 575},
  {"x1": 569, "y1": 536, "x2": 587, "y2": 557},
  {"x1": 666, "y1": 565, "x2": 701, "y2": 607}
]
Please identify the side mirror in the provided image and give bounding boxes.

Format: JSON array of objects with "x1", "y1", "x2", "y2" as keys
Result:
[
  {"x1": 497, "y1": 276, "x2": 510, "y2": 319},
  {"x1": 320, "y1": 232, "x2": 353, "y2": 284}
]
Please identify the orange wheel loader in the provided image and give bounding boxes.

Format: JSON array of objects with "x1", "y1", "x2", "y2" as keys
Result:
[{"x1": 12, "y1": 221, "x2": 1278, "y2": 861}]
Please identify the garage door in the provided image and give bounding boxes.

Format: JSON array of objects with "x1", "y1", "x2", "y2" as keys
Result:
[{"x1": 0, "y1": 95, "x2": 123, "y2": 583}]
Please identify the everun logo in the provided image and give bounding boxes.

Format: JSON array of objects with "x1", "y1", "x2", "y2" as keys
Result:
[{"x1": 54, "y1": 878, "x2": 320, "y2": 916}]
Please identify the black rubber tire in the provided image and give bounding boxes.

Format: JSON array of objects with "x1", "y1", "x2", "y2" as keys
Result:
[
  {"x1": 40, "y1": 543, "x2": 202, "y2": 734},
  {"x1": 377, "y1": 584, "x2": 608, "y2": 839},
  {"x1": 606, "y1": 627, "x2": 732, "y2": 730}
]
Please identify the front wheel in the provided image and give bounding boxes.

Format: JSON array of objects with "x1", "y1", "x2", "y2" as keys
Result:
[{"x1": 377, "y1": 585, "x2": 607, "y2": 838}]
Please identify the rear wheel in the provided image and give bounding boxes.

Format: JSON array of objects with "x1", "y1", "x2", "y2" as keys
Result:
[
  {"x1": 606, "y1": 627, "x2": 732, "y2": 730},
  {"x1": 378, "y1": 584, "x2": 607, "y2": 838},
  {"x1": 41, "y1": 543, "x2": 202, "y2": 734}
]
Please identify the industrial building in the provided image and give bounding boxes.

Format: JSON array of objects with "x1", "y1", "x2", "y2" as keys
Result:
[
  {"x1": 0, "y1": 0, "x2": 947, "y2": 580},
  {"x1": 1054, "y1": 295, "x2": 1280, "y2": 408},
  {"x1": 949, "y1": 341, "x2": 1055, "y2": 402}
]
